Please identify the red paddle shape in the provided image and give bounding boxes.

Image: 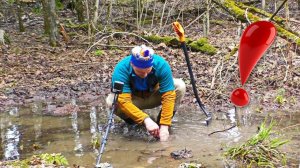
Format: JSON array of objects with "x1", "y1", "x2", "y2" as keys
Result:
[{"x1": 231, "y1": 21, "x2": 277, "y2": 107}]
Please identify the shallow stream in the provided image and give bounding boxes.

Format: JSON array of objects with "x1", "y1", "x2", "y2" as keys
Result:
[{"x1": 0, "y1": 99, "x2": 299, "y2": 167}]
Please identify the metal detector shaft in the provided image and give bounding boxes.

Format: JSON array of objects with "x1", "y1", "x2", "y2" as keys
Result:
[
  {"x1": 181, "y1": 42, "x2": 212, "y2": 124},
  {"x1": 95, "y1": 93, "x2": 119, "y2": 167}
]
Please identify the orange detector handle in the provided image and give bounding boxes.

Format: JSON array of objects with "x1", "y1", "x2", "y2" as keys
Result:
[{"x1": 172, "y1": 21, "x2": 185, "y2": 42}]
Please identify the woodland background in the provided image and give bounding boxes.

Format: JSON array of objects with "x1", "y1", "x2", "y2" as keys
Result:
[{"x1": 0, "y1": 0, "x2": 299, "y2": 112}]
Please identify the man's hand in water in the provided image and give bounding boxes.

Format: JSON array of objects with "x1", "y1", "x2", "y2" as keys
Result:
[
  {"x1": 159, "y1": 125, "x2": 169, "y2": 142},
  {"x1": 144, "y1": 117, "x2": 159, "y2": 138}
]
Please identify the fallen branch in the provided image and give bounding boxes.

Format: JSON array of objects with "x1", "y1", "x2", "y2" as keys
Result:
[
  {"x1": 208, "y1": 124, "x2": 236, "y2": 136},
  {"x1": 280, "y1": 123, "x2": 300, "y2": 131},
  {"x1": 83, "y1": 31, "x2": 153, "y2": 60},
  {"x1": 210, "y1": 59, "x2": 221, "y2": 89},
  {"x1": 211, "y1": 0, "x2": 300, "y2": 49}
]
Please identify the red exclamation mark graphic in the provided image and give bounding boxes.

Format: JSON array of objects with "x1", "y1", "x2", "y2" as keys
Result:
[{"x1": 231, "y1": 21, "x2": 277, "y2": 107}]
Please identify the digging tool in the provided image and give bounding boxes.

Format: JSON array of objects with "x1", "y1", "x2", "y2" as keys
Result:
[
  {"x1": 95, "y1": 81, "x2": 124, "y2": 168},
  {"x1": 172, "y1": 21, "x2": 212, "y2": 126}
]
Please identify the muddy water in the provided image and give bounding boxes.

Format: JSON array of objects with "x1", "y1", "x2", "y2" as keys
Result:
[{"x1": 0, "y1": 100, "x2": 299, "y2": 168}]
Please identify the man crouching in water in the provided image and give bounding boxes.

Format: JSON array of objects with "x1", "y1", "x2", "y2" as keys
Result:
[{"x1": 106, "y1": 45, "x2": 186, "y2": 141}]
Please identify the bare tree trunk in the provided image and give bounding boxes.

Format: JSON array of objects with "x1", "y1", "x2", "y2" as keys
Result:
[
  {"x1": 237, "y1": 20, "x2": 242, "y2": 37},
  {"x1": 159, "y1": 0, "x2": 180, "y2": 34},
  {"x1": 207, "y1": 0, "x2": 210, "y2": 35},
  {"x1": 261, "y1": 0, "x2": 265, "y2": 10},
  {"x1": 49, "y1": 0, "x2": 58, "y2": 47},
  {"x1": 98, "y1": 0, "x2": 107, "y2": 23},
  {"x1": 41, "y1": 0, "x2": 50, "y2": 34},
  {"x1": 203, "y1": 0, "x2": 210, "y2": 36},
  {"x1": 75, "y1": 0, "x2": 85, "y2": 22},
  {"x1": 135, "y1": 0, "x2": 141, "y2": 31},
  {"x1": 142, "y1": 0, "x2": 149, "y2": 27},
  {"x1": 106, "y1": 0, "x2": 113, "y2": 30},
  {"x1": 0, "y1": 30, "x2": 5, "y2": 45},
  {"x1": 16, "y1": 0, "x2": 25, "y2": 32},
  {"x1": 285, "y1": 2, "x2": 290, "y2": 28},
  {"x1": 85, "y1": 0, "x2": 91, "y2": 40},
  {"x1": 93, "y1": 0, "x2": 100, "y2": 31},
  {"x1": 159, "y1": 0, "x2": 167, "y2": 34},
  {"x1": 151, "y1": 0, "x2": 157, "y2": 30},
  {"x1": 136, "y1": 0, "x2": 139, "y2": 30},
  {"x1": 139, "y1": 0, "x2": 145, "y2": 30}
]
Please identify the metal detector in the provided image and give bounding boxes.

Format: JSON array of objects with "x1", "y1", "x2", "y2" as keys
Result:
[{"x1": 95, "y1": 81, "x2": 124, "y2": 168}]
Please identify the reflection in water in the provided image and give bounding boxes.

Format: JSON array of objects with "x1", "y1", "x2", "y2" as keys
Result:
[
  {"x1": 32, "y1": 102, "x2": 43, "y2": 140},
  {"x1": 233, "y1": 106, "x2": 252, "y2": 126},
  {"x1": 240, "y1": 107, "x2": 252, "y2": 126},
  {"x1": 90, "y1": 106, "x2": 98, "y2": 136},
  {"x1": 226, "y1": 108, "x2": 241, "y2": 142},
  {"x1": 90, "y1": 106, "x2": 99, "y2": 153},
  {"x1": 4, "y1": 125, "x2": 20, "y2": 160},
  {"x1": 9, "y1": 107, "x2": 19, "y2": 116},
  {"x1": 70, "y1": 99, "x2": 83, "y2": 156},
  {"x1": 1, "y1": 107, "x2": 20, "y2": 160},
  {"x1": 226, "y1": 106, "x2": 253, "y2": 142}
]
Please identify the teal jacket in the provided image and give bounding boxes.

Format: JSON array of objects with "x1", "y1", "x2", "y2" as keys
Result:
[{"x1": 111, "y1": 54, "x2": 176, "y2": 126}]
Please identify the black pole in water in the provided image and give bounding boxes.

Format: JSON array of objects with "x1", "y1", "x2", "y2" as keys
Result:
[
  {"x1": 95, "y1": 81, "x2": 124, "y2": 168},
  {"x1": 181, "y1": 42, "x2": 212, "y2": 125}
]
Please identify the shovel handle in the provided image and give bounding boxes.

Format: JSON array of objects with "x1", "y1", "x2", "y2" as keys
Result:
[
  {"x1": 172, "y1": 22, "x2": 185, "y2": 42},
  {"x1": 172, "y1": 21, "x2": 212, "y2": 124}
]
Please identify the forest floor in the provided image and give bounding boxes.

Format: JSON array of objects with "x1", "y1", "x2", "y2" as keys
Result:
[{"x1": 0, "y1": 5, "x2": 300, "y2": 115}]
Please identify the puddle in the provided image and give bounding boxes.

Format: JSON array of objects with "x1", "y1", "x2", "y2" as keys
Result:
[{"x1": 0, "y1": 100, "x2": 299, "y2": 167}]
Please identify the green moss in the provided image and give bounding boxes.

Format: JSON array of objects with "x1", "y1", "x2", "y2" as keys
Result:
[
  {"x1": 200, "y1": 44, "x2": 217, "y2": 55},
  {"x1": 40, "y1": 153, "x2": 69, "y2": 166},
  {"x1": 142, "y1": 35, "x2": 161, "y2": 44},
  {"x1": 4, "y1": 32, "x2": 11, "y2": 45},
  {"x1": 1, "y1": 153, "x2": 69, "y2": 167},
  {"x1": 94, "y1": 49, "x2": 104, "y2": 56},
  {"x1": 210, "y1": 20, "x2": 226, "y2": 26},
  {"x1": 68, "y1": 32, "x2": 77, "y2": 36},
  {"x1": 162, "y1": 36, "x2": 174, "y2": 45},
  {"x1": 189, "y1": 38, "x2": 217, "y2": 55},
  {"x1": 236, "y1": 2, "x2": 284, "y2": 24},
  {"x1": 142, "y1": 36, "x2": 217, "y2": 55},
  {"x1": 67, "y1": 23, "x2": 88, "y2": 29},
  {"x1": 66, "y1": 20, "x2": 88, "y2": 29},
  {"x1": 275, "y1": 25, "x2": 300, "y2": 43},
  {"x1": 141, "y1": 19, "x2": 153, "y2": 25},
  {"x1": 142, "y1": 35, "x2": 177, "y2": 45},
  {"x1": 224, "y1": 0, "x2": 260, "y2": 22},
  {"x1": 55, "y1": 0, "x2": 64, "y2": 10},
  {"x1": 197, "y1": 38, "x2": 209, "y2": 45},
  {"x1": 5, "y1": 160, "x2": 30, "y2": 168},
  {"x1": 221, "y1": 0, "x2": 300, "y2": 47},
  {"x1": 32, "y1": 5, "x2": 42, "y2": 15},
  {"x1": 225, "y1": 46, "x2": 239, "y2": 60}
]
